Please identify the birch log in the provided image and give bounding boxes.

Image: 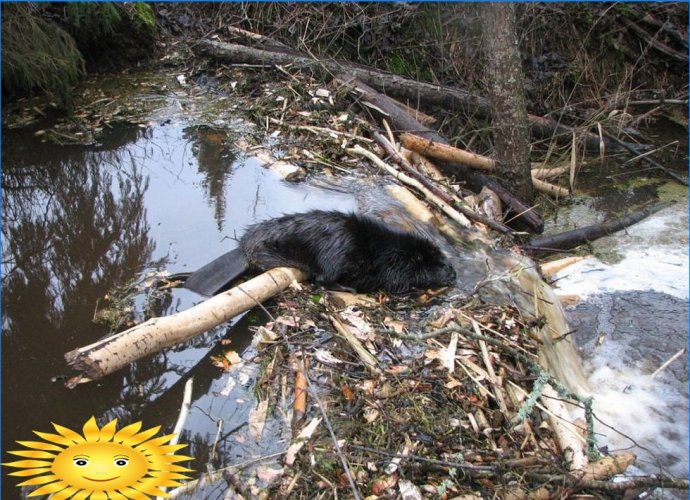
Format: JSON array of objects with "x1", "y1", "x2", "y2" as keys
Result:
[{"x1": 65, "y1": 267, "x2": 307, "y2": 381}]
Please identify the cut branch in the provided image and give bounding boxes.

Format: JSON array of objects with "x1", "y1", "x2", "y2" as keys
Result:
[
  {"x1": 65, "y1": 267, "x2": 308, "y2": 382},
  {"x1": 341, "y1": 77, "x2": 544, "y2": 233}
]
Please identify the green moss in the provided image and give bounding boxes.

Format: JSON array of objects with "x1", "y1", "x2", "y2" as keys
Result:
[
  {"x1": 657, "y1": 180, "x2": 689, "y2": 203},
  {"x1": 388, "y1": 53, "x2": 411, "y2": 76},
  {"x1": 133, "y1": 3, "x2": 156, "y2": 36}
]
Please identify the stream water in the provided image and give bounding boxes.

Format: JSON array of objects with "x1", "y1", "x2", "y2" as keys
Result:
[
  {"x1": 553, "y1": 199, "x2": 689, "y2": 483},
  {"x1": 2, "y1": 78, "x2": 687, "y2": 498}
]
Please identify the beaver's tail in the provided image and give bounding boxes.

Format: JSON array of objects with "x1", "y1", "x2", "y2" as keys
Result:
[{"x1": 183, "y1": 248, "x2": 248, "y2": 296}]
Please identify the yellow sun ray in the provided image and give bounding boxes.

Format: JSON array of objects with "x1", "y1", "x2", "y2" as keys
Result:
[
  {"x1": 8, "y1": 450, "x2": 57, "y2": 460},
  {"x1": 16, "y1": 474, "x2": 59, "y2": 487},
  {"x1": 4, "y1": 459, "x2": 54, "y2": 470},
  {"x1": 70, "y1": 489, "x2": 91, "y2": 500},
  {"x1": 5, "y1": 467, "x2": 51, "y2": 477},
  {"x1": 119, "y1": 426, "x2": 161, "y2": 446},
  {"x1": 51, "y1": 423, "x2": 87, "y2": 443},
  {"x1": 118, "y1": 486, "x2": 151, "y2": 499},
  {"x1": 113, "y1": 421, "x2": 143, "y2": 441},
  {"x1": 97, "y1": 419, "x2": 119, "y2": 441},
  {"x1": 107, "y1": 490, "x2": 129, "y2": 500},
  {"x1": 49, "y1": 485, "x2": 81, "y2": 500},
  {"x1": 33, "y1": 431, "x2": 78, "y2": 447},
  {"x1": 6, "y1": 417, "x2": 193, "y2": 499},
  {"x1": 30, "y1": 480, "x2": 71, "y2": 496},
  {"x1": 16, "y1": 440, "x2": 64, "y2": 452}
]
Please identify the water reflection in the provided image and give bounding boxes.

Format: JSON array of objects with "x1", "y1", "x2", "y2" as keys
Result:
[
  {"x1": 0, "y1": 122, "x2": 289, "y2": 498},
  {"x1": 184, "y1": 126, "x2": 237, "y2": 231},
  {"x1": 2, "y1": 126, "x2": 156, "y2": 448}
]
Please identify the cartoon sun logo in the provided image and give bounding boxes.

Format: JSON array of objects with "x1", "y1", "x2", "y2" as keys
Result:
[{"x1": 3, "y1": 416, "x2": 193, "y2": 499}]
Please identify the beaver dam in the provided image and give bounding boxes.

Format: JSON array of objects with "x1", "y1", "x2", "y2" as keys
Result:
[{"x1": 3, "y1": 6, "x2": 689, "y2": 499}]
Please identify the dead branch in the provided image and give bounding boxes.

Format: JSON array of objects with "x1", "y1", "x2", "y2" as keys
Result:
[
  {"x1": 622, "y1": 18, "x2": 688, "y2": 63},
  {"x1": 370, "y1": 132, "x2": 515, "y2": 234},
  {"x1": 328, "y1": 313, "x2": 382, "y2": 376},
  {"x1": 600, "y1": 129, "x2": 688, "y2": 185},
  {"x1": 523, "y1": 201, "x2": 674, "y2": 256},
  {"x1": 194, "y1": 39, "x2": 615, "y2": 152},
  {"x1": 341, "y1": 77, "x2": 544, "y2": 233}
]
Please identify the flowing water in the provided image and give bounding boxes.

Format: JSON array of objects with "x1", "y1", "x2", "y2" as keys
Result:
[{"x1": 554, "y1": 200, "x2": 689, "y2": 483}]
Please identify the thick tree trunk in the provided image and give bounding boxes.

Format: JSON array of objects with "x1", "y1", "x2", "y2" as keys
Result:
[{"x1": 478, "y1": 3, "x2": 533, "y2": 202}]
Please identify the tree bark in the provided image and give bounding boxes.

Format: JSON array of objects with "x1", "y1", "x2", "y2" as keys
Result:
[
  {"x1": 478, "y1": 3, "x2": 533, "y2": 202},
  {"x1": 65, "y1": 267, "x2": 307, "y2": 381}
]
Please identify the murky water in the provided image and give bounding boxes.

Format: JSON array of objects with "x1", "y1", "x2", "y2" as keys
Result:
[{"x1": 1, "y1": 121, "x2": 361, "y2": 498}]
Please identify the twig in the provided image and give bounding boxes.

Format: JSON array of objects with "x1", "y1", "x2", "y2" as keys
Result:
[
  {"x1": 302, "y1": 360, "x2": 363, "y2": 500},
  {"x1": 525, "y1": 472, "x2": 689, "y2": 492},
  {"x1": 601, "y1": 129, "x2": 688, "y2": 185},
  {"x1": 473, "y1": 321, "x2": 510, "y2": 418},
  {"x1": 329, "y1": 313, "x2": 382, "y2": 375},
  {"x1": 157, "y1": 377, "x2": 194, "y2": 499},
  {"x1": 622, "y1": 140, "x2": 679, "y2": 166},
  {"x1": 651, "y1": 347, "x2": 687, "y2": 379},
  {"x1": 172, "y1": 377, "x2": 194, "y2": 445}
]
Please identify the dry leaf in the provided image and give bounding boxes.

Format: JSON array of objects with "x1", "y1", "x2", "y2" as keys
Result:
[
  {"x1": 341, "y1": 384, "x2": 355, "y2": 401},
  {"x1": 371, "y1": 473, "x2": 398, "y2": 495}
]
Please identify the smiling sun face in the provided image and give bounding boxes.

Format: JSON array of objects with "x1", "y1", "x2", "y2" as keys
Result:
[{"x1": 3, "y1": 417, "x2": 192, "y2": 499}]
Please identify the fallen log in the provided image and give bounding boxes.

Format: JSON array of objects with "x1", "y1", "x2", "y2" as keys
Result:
[
  {"x1": 65, "y1": 267, "x2": 308, "y2": 382},
  {"x1": 194, "y1": 39, "x2": 615, "y2": 152},
  {"x1": 194, "y1": 39, "x2": 490, "y2": 117},
  {"x1": 341, "y1": 77, "x2": 544, "y2": 233},
  {"x1": 523, "y1": 201, "x2": 674, "y2": 256}
]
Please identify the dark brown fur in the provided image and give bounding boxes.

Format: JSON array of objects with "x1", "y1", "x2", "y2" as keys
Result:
[{"x1": 240, "y1": 211, "x2": 456, "y2": 294}]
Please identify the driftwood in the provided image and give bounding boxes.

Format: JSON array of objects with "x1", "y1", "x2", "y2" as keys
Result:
[
  {"x1": 193, "y1": 39, "x2": 616, "y2": 152},
  {"x1": 523, "y1": 201, "x2": 673, "y2": 256},
  {"x1": 341, "y1": 77, "x2": 544, "y2": 233},
  {"x1": 65, "y1": 267, "x2": 307, "y2": 382}
]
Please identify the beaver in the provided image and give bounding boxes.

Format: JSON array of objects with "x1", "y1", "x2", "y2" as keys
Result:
[{"x1": 183, "y1": 210, "x2": 456, "y2": 296}]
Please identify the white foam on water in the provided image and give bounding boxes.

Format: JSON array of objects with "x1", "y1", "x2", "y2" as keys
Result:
[
  {"x1": 554, "y1": 201, "x2": 689, "y2": 300},
  {"x1": 580, "y1": 362, "x2": 689, "y2": 479},
  {"x1": 556, "y1": 202, "x2": 689, "y2": 483}
]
